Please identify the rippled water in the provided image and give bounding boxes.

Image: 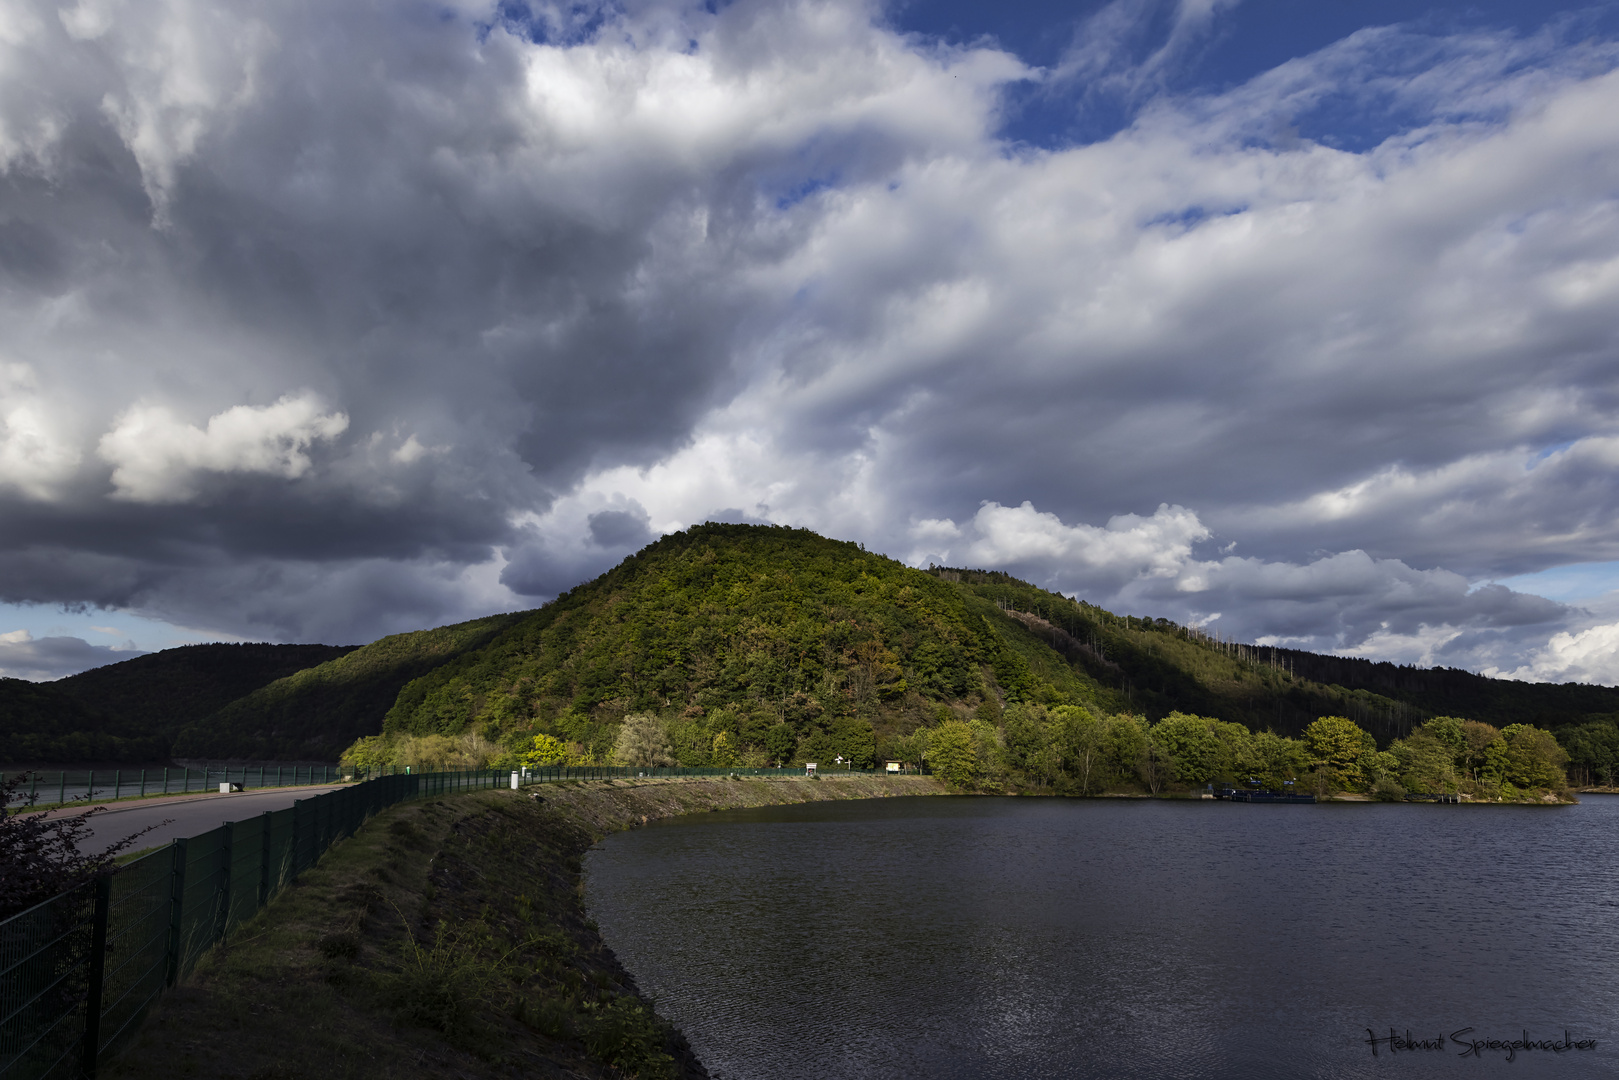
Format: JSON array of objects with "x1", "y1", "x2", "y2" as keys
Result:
[{"x1": 583, "y1": 795, "x2": 1619, "y2": 1079}]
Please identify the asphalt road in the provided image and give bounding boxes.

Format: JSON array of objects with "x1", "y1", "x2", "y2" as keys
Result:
[{"x1": 46, "y1": 786, "x2": 345, "y2": 855}]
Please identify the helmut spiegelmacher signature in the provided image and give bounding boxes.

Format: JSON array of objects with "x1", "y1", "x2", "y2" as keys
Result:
[{"x1": 1365, "y1": 1028, "x2": 1597, "y2": 1061}]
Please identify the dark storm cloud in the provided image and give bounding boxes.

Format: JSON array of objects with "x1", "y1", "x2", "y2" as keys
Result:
[{"x1": 587, "y1": 507, "x2": 654, "y2": 549}]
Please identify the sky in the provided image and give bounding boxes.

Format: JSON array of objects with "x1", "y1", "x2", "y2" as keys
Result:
[{"x1": 3, "y1": 0, "x2": 1619, "y2": 683}]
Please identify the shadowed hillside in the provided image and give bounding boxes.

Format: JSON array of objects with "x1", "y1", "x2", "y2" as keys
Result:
[
  {"x1": 172, "y1": 614, "x2": 526, "y2": 761},
  {"x1": 2, "y1": 644, "x2": 356, "y2": 764}
]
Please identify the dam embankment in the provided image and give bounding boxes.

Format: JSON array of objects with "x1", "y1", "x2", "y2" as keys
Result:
[{"x1": 102, "y1": 773, "x2": 945, "y2": 1080}]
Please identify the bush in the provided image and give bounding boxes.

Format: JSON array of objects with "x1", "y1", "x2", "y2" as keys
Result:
[
  {"x1": 0, "y1": 773, "x2": 160, "y2": 919},
  {"x1": 1371, "y1": 775, "x2": 1407, "y2": 802},
  {"x1": 581, "y1": 997, "x2": 678, "y2": 1079}
]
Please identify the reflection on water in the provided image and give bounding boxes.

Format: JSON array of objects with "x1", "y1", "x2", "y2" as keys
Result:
[{"x1": 583, "y1": 795, "x2": 1619, "y2": 1079}]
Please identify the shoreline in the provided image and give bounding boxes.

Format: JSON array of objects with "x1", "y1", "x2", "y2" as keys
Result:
[{"x1": 104, "y1": 773, "x2": 946, "y2": 1080}]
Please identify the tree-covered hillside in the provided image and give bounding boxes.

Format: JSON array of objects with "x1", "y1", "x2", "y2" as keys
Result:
[
  {"x1": 358, "y1": 525, "x2": 1119, "y2": 768},
  {"x1": 1, "y1": 643, "x2": 355, "y2": 764},
  {"x1": 59, "y1": 643, "x2": 357, "y2": 734},
  {"x1": 1257, "y1": 647, "x2": 1619, "y2": 729},
  {"x1": 0, "y1": 678, "x2": 151, "y2": 763},
  {"x1": 337, "y1": 524, "x2": 1447, "y2": 772},
  {"x1": 171, "y1": 614, "x2": 524, "y2": 761},
  {"x1": 11, "y1": 523, "x2": 1619, "y2": 789}
]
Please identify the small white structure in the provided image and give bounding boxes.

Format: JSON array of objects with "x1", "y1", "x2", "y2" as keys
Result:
[
  {"x1": 885, "y1": 761, "x2": 902, "y2": 773},
  {"x1": 805, "y1": 762, "x2": 817, "y2": 775},
  {"x1": 510, "y1": 771, "x2": 521, "y2": 790},
  {"x1": 218, "y1": 782, "x2": 243, "y2": 793}
]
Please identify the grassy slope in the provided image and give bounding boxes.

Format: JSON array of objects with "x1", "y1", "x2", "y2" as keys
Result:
[
  {"x1": 104, "y1": 775, "x2": 943, "y2": 1080},
  {"x1": 174, "y1": 615, "x2": 525, "y2": 761}
]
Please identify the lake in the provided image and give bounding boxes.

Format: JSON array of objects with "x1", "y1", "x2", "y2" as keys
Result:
[{"x1": 583, "y1": 793, "x2": 1619, "y2": 1079}]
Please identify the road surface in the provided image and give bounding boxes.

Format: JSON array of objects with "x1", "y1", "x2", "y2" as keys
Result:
[{"x1": 37, "y1": 786, "x2": 345, "y2": 855}]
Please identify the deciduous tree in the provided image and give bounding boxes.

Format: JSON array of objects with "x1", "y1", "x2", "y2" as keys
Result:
[
  {"x1": 612, "y1": 713, "x2": 676, "y2": 768},
  {"x1": 929, "y1": 720, "x2": 979, "y2": 787}
]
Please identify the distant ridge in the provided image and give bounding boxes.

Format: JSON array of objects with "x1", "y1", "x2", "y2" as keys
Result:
[
  {"x1": 171, "y1": 614, "x2": 524, "y2": 761},
  {"x1": 2, "y1": 643, "x2": 356, "y2": 764}
]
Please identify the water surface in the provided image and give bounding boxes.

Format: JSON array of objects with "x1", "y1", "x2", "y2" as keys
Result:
[{"x1": 584, "y1": 795, "x2": 1619, "y2": 1079}]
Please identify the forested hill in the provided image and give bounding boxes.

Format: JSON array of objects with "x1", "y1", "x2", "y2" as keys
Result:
[
  {"x1": 58, "y1": 643, "x2": 358, "y2": 732},
  {"x1": 1259, "y1": 648, "x2": 1619, "y2": 728},
  {"x1": 169, "y1": 614, "x2": 525, "y2": 761},
  {"x1": 330, "y1": 524, "x2": 1588, "y2": 768},
  {"x1": 9, "y1": 524, "x2": 1619, "y2": 770},
  {"x1": 1, "y1": 643, "x2": 356, "y2": 764}
]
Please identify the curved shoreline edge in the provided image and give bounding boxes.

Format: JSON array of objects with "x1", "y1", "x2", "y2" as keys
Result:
[{"x1": 102, "y1": 774, "x2": 946, "y2": 1080}]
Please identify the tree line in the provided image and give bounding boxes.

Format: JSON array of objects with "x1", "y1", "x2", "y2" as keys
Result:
[{"x1": 342, "y1": 702, "x2": 1573, "y2": 802}]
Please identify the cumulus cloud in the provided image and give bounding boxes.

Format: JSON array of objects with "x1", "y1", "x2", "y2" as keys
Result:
[
  {"x1": 98, "y1": 393, "x2": 348, "y2": 502},
  {"x1": 0, "y1": 0, "x2": 1617, "y2": 683},
  {"x1": 892, "y1": 500, "x2": 1568, "y2": 667},
  {"x1": 0, "y1": 628, "x2": 144, "y2": 680},
  {"x1": 0, "y1": 363, "x2": 79, "y2": 499}
]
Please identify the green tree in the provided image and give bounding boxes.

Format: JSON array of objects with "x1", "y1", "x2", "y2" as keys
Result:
[
  {"x1": 521, "y1": 733, "x2": 570, "y2": 767},
  {"x1": 1302, "y1": 716, "x2": 1377, "y2": 791},
  {"x1": 1103, "y1": 714, "x2": 1150, "y2": 790},
  {"x1": 1495, "y1": 724, "x2": 1568, "y2": 790},
  {"x1": 710, "y1": 731, "x2": 739, "y2": 768},
  {"x1": 1151, "y1": 712, "x2": 1220, "y2": 785},
  {"x1": 340, "y1": 734, "x2": 392, "y2": 772},
  {"x1": 1389, "y1": 724, "x2": 1458, "y2": 793},
  {"x1": 968, "y1": 718, "x2": 1003, "y2": 781},
  {"x1": 1245, "y1": 729, "x2": 1304, "y2": 789},
  {"x1": 929, "y1": 720, "x2": 979, "y2": 787},
  {"x1": 1001, "y1": 704, "x2": 1047, "y2": 774},
  {"x1": 1458, "y1": 720, "x2": 1501, "y2": 781},
  {"x1": 1052, "y1": 705, "x2": 1102, "y2": 792},
  {"x1": 1558, "y1": 720, "x2": 1619, "y2": 787},
  {"x1": 764, "y1": 724, "x2": 797, "y2": 766}
]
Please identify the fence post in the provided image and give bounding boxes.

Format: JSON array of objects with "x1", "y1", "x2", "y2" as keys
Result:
[
  {"x1": 81, "y1": 874, "x2": 113, "y2": 1078},
  {"x1": 215, "y1": 821, "x2": 234, "y2": 944},
  {"x1": 259, "y1": 811, "x2": 272, "y2": 907},
  {"x1": 165, "y1": 838, "x2": 189, "y2": 986}
]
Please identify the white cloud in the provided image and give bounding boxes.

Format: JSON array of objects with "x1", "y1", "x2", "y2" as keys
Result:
[
  {"x1": 959, "y1": 501, "x2": 1209, "y2": 582},
  {"x1": 97, "y1": 392, "x2": 348, "y2": 502},
  {"x1": 0, "y1": 363, "x2": 80, "y2": 499},
  {"x1": 0, "y1": 628, "x2": 146, "y2": 680},
  {"x1": 1490, "y1": 622, "x2": 1619, "y2": 685},
  {"x1": 65, "y1": 0, "x2": 275, "y2": 220}
]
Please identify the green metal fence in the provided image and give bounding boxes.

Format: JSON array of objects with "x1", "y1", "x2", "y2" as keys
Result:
[
  {"x1": 1, "y1": 765, "x2": 347, "y2": 811},
  {"x1": 2, "y1": 762, "x2": 901, "y2": 1080},
  {"x1": 0, "y1": 770, "x2": 511, "y2": 1080}
]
